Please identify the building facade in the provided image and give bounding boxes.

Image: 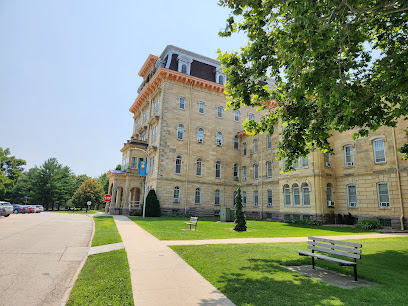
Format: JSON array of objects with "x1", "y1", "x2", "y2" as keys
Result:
[{"x1": 107, "y1": 45, "x2": 408, "y2": 230}]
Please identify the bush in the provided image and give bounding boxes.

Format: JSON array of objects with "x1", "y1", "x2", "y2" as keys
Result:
[
  {"x1": 145, "y1": 190, "x2": 161, "y2": 217},
  {"x1": 357, "y1": 219, "x2": 382, "y2": 230},
  {"x1": 286, "y1": 218, "x2": 322, "y2": 226},
  {"x1": 165, "y1": 213, "x2": 189, "y2": 218},
  {"x1": 129, "y1": 209, "x2": 142, "y2": 216},
  {"x1": 343, "y1": 213, "x2": 356, "y2": 225}
]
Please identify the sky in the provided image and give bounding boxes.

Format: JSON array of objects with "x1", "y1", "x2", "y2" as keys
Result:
[{"x1": 0, "y1": 0, "x2": 247, "y2": 177}]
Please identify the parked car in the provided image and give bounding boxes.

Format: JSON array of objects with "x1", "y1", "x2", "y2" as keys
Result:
[
  {"x1": 12, "y1": 204, "x2": 29, "y2": 214},
  {"x1": 27, "y1": 206, "x2": 36, "y2": 213},
  {"x1": 34, "y1": 205, "x2": 44, "y2": 213},
  {"x1": 0, "y1": 201, "x2": 13, "y2": 217}
]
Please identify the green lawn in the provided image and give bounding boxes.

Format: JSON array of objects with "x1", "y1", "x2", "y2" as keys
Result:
[
  {"x1": 130, "y1": 217, "x2": 374, "y2": 240},
  {"x1": 171, "y1": 237, "x2": 408, "y2": 305},
  {"x1": 92, "y1": 216, "x2": 122, "y2": 247},
  {"x1": 66, "y1": 249, "x2": 133, "y2": 306}
]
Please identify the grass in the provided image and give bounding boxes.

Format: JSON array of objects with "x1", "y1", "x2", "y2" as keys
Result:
[
  {"x1": 66, "y1": 249, "x2": 133, "y2": 306},
  {"x1": 130, "y1": 216, "x2": 375, "y2": 240},
  {"x1": 171, "y1": 237, "x2": 408, "y2": 305},
  {"x1": 92, "y1": 216, "x2": 122, "y2": 247}
]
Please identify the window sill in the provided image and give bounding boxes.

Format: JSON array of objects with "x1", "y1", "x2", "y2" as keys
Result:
[{"x1": 374, "y1": 162, "x2": 386, "y2": 165}]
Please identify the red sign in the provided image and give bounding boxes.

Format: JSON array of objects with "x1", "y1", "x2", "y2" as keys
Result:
[{"x1": 104, "y1": 194, "x2": 112, "y2": 202}]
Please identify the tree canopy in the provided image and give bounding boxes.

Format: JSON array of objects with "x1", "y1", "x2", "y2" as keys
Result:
[
  {"x1": 218, "y1": 0, "x2": 408, "y2": 169},
  {"x1": 71, "y1": 178, "x2": 104, "y2": 209},
  {"x1": 0, "y1": 148, "x2": 26, "y2": 197}
]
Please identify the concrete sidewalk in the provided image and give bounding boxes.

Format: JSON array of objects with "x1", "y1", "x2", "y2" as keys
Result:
[{"x1": 113, "y1": 215, "x2": 234, "y2": 306}]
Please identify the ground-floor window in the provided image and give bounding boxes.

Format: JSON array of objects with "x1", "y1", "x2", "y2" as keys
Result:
[
  {"x1": 195, "y1": 188, "x2": 201, "y2": 204},
  {"x1": 267, "y1": 189, "x2": 272, "y2": 207},
  {"x1": 377, "y1": 182, "x2": 390, "y2": 207},
  {"x1": 254, "y1": 190, "x2": 258, "y2": 207},
  {"x1": 215, "y1": 189, "x2": 220, "y2": 205},
  {"x1": 173, "y1": 186, "x2": 180, "y2": 202},
  {"x1": 347, "y1": 184, "x2": 357, "y2": 207}
]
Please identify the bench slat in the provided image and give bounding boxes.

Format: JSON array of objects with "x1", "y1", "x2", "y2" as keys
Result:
[
  {"x1": 308, "y1": 236, "x2": 362, "y2": 248},
  {"x1": 308, "y1": 241, "x2": 362, "y2": 254},
  {"x1": 307, "y1": 245, "x2": 361, "y2": 259},
  {"x1": 297, "y1": 251, "x2": 356, "y2": 266}
]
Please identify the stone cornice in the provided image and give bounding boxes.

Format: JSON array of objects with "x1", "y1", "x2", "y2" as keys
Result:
[
  {"x1": 129, "y1": 68, "x2": 226, "y2": 113},
  {"x1": 138, "y1": 54, "x2": 159, "y2": 78}
]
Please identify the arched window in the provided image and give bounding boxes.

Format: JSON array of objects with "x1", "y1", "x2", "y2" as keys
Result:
[
  {"x1": 284, "y1": 184, "x2": 290, "y2": 206},
  {"x1": 326, "y1": 183, "x2": 333, "y2": 205},
  {"x1": 195, "y1": 188, "x2": 201, "y2": 204},
  {"x1": 233, "y1": 163, "x2": 239, "y2": 179},
  {"x1": 234, "y1": 136, "x2": 239, "y2": 149},
  {"x1": 302, "y1": 183, "x2": 310, "y2": 206},
  {"x1": 293, "y1": 184, "x2": 300, "y2": 206},
  {"x1": 197, "y1": 128, "x2": 204, "y2": 143},
  {"x1": 218, "y1": 75, "x2": 224, "y2": 85},
  {"x1": 173, "y1": 186, "x2": 180, "y2": 202},
  {"x1": 215, "y1": 189, "x2": 220, "y2": 205},
  {"x1": 181, "y1": 64, "x2": 187, "y2": 74},
  {"x1": 196, "y1": 158, "x2": 202, "y2": 176},
  {"x1": 216, "y1": 132, "x2": 222, "y2": 146},
  {"x1": 175, "y1": 156, "x2": 182, "y2": 174},
  {"x1": 215, "y1": 161, "x2": 221, "y2": 178},
  {"x1": 177, "y1": 125, "x2": 184, "y2": 140}
]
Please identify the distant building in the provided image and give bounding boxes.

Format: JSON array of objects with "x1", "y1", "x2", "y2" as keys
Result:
[{"x1": 107, "y1": 45, "x2": 408, "y2": 229}]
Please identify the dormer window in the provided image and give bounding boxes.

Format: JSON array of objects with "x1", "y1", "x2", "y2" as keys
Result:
[
  {"x1": 218, "y1": 75, "x2": 224, "y2": 85},
  {"x1": 177, "y1": 55, "x2": 193, "y2": 75},
  {"x1": 215, "y1": 67, "x2": 226, "y2": 85},
  {"x1": 181, "y1": 64, "x2": 187, "y2": 74}
]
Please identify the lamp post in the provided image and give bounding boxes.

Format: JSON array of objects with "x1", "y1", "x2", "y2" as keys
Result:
[{"x1": 130, "y1": 148, "x2": 149, "y2": 219}]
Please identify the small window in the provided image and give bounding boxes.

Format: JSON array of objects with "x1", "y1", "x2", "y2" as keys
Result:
[
  {"x1": 284, "y1": 184, "x2": 291, "y2": 206},
  {"x1": 326, "y1": 183, "x2": 333, "y2": 204},
  {"x1": 301, "y1": 156, "x2": 308, "y2": 168},
  {"x1": 218, "y1": 75, "x2": 224, "y2": 85},
  {"x1": 175, "y1": 156, "x2": 182, "y2": 174},
  {"x1": 302, "y1": 183, "x2": 310, "y2": 206},
  {"x1": 215, "y1": 161, "x2": 221, "y2": 178},
  {"x1": 199, "y1": 102, "x2": 205, "y2": 114},
  {"x1": 344, "y1": 145, "x2": 354, "y2": 167},
  {"x1": 242, "y1": 191, "x2": 247, "y2": 207},
  {"x1": 217, "y1": 106, "x2": 223, "y2": 118},
  {"x1": 267, "y1": 190, "x2": 272, "y2": 207},
  {"x1": 177, "y1": 125, "x2": 184, "y2": 140},
  {"x1": 347, "y1": 184, "x2": 357, "y2": 208},
  {"x1": 293, "y1": 184, "x2": 300, "y2": 206},
  {"x1": 197, "y1": 128, "x2": 204, "y2": 143},
  {"x1": 173, "y1": 186, "x2": 180, "y2": 202},
  {"x1": 248, "y1": 113, "x2": 254, "y2": 120},
  {"x1": 181, "y1": 64, "x2": 187, "y2": 74},
  {"x1": 234, "y1": 110, "x2": 240, "y2": 122},
  {"x1": 179, "y1": 97, "x2": 186, "y2": 110},
  {"x1": 233, "y1": 163, "x2": 239, "y2": 179},
  {"x1": 216, "y1": 132, "x2": 222, "y2": 146},
  {"x1": 234, "y1": 136, "x2": 239, "y2": 149},
  {"x1": 196, "y1": 158, "x2": 202, "y2": 176},
  {"x1": 254, "y1": 190, "x2": 259, "y2": 207},
  {"x1": 243, "y1": 143, "x2": 247, "y2": 156},
  {"x1": 242, "y1": 166, "x2": 247, "y2": 180},
  {"x1": 377, "y1": 182, "x2": 390, "y2": 207},
  {"x1": 215, "y1": 189, "x2": 221, "y2": 205},
  {"x1": 195, "y1": 188, "x2": 201, "y2": 204},
  {"x1": 253, "y1": 163, "x2": 259, "y2": 179},
  {"x1": 266, "y1": 161, "x2": 272, "y2": 178},
  {"x1": 373, "y1": 139, "x2": 386, "y2": 164},
  {"x1": 266, "y1": 135, "x2": 272, "y2": 150},
  {"x1": 254, "y1": 139, "x2": 258, "y2": 153}
]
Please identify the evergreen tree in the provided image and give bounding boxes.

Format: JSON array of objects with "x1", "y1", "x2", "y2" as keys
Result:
[
  {"x1": 234, "y1": 185, "x2": 247, "y2": 231},
  {"x1": 145, "y1": 189, "x2": 161, "y2": 217}
]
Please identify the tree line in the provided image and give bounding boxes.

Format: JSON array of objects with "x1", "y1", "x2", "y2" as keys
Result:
[{"x1": 1, "y1": 147, "x2": 109, "y2": 210}]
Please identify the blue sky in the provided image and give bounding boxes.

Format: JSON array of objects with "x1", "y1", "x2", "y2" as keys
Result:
[{"x1": 0, "y1": 0, "x2": 247, "y2": 177}]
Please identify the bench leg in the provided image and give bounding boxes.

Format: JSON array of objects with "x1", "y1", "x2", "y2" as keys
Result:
[
  {"x1": 312, "y1": 257, "x2": 315, "y2": 269},
  {"x1": 354, "y1": 265, "x2": 357, "y2": 281}
]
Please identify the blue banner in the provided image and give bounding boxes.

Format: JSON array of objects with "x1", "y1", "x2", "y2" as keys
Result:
[{"x1": 139, "y1": 161, "x2": 147, "y2": 175}]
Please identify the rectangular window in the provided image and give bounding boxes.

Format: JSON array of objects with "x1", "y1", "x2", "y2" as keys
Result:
[
  {"x1": 234, "y1": 110, "x2": 240, "y2": 122},
  {"x1": 179, "y1": 97, "x2": 186, "y2": 110},
  {"x1": 254, "y1": 139, "x2": 258, "y2": 153},
  {"x1": 344, "y1": 145, "x2": 354, "y2": 167},
  {"x1": 267, "y1": 190, "x2": 272, "y2": 207},
  {"x1": 301, "y1": 156, "x2": 308, "y2": 168},
  {"x1": 293, "y1": 159, "x2": 299, "y2": 169},
  {"x1": 293, "y1": 185, "x2": 300, "y2": 206},
  {"x1": 143, "y1": 110, "x2": 148, "y2": 122},
  {"x1": 242, "y1": 191, "x2": 247, "y2": 207},
  {"x1": 151, "y1": 125, "x2": 157, "y2": 142},
  {"x1": 135, "y1": 119, "x2": 140, "y2": 130},
  {"x1": 377, "y1": 182, "x2": 390, "y2": 207},
  {"x1": 140, "y1": 133, "x2": 146, "y2": 141},
  {"x1": 324, "y1": 153, "x2": 331, "y2": 167},
  {"x1": 373, "y1": 139, "x2": 386, "y2": 164},
  {"x1": 195, "y1": 189, "x2": 201, "y2": 204},
  {"x1": 153, "y1": 98, "x2": 159, "y2": 112},
  {"x1": 217, "y1": 106, "x2": 223, "y2": 118},
  {"x1": 242, "y1": 166, "x2": 247, "y2": 180},
  {"x1": 284, "y1": 185, "x2": 290, "y2": 206},
  {"x1": 266, "y1": 135, "x2": 272, "y2": 150},
  {"x1": 243, "y1": 143, "x2": 247, "y2": 156},
  {"x1": 253, "y1": 164, "x2": 259, "y2": 179},
  {"x1": 347, "y1": 184, "x2": 357, "y2": 207},
  {"x1": 199, "y1": 102, "x2": 205, "y2": 114},
  {"x1": 215, "y1": 162, "x2": 221, "y2": 178},
  {"x1": 266, "y1": 161, "x2": 272, "y2": 178},
  {"x1": 302, "y1": 184, "x2": 310, "y2": 206},
  {"x1": 173, "y1": 187, "x2": 180, "y2": 202},
  {"x1": 131, "y1": 157, "x2": 138, "y2": 169},
  {"x1": 215, "y1": 190, "x2": 220, "y2": 205},
  {"x1": 254, "y1": 190, "x2": 258, "y2": 207}
]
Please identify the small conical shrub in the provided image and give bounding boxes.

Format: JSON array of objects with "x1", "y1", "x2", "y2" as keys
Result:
[
  {"x1": 234, "y1": 185, "x2": 247, "y2": 231},
  {"x1": 145, "y1": 189, "x2": 161, "y2": 217}
]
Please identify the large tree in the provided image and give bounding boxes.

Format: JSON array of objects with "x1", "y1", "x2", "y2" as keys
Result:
[
  {"x1": 218, "y1": 0, "x2": 408, "y2": 169},
  {"x1": 0, "y1": 147, "x2": 26, "y2": 198},
  {"x1": 71, "y1": 178, "x2": 104, "y2": 210}
]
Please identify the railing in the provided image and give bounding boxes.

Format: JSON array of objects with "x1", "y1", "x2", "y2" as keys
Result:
[{"x1": 129, "y1": 201, "x2": 141, "y2": 210}]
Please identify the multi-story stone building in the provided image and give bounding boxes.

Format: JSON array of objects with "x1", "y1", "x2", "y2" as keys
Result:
[{"x1": 107, "y1": 45, "x2": 408, "y2": 230}]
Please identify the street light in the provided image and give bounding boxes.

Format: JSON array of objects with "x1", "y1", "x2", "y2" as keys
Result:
[{"x1": 130, "y1": 148, "x2": 149, "y2": 219}]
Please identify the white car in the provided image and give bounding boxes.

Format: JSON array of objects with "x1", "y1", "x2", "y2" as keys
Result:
[
  {"x1": 35, "y1": 205, "x2": 44, "y2": 213},
  {"x1": 0, "y1": 201, "x2": 13, "y2": 217}
]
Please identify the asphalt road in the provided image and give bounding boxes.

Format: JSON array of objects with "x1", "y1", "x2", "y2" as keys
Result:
[{"x1": 0, "y1": 212, "x2": 93, "y2": 306}]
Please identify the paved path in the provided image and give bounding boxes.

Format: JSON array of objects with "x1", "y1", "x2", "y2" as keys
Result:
[
  {"x1": 163, "y1": 233, "x2": 408, "y2": 246},
  {"x1": 0, "y1": 213, "x2": 92, "y2": 306},
  {"x1": 113, "y1": 215, "x2": 234, "y2": 306}
]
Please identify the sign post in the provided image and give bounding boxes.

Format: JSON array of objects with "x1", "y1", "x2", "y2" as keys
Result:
[
  {"x1": 104, "y1": 194, "x2": 112, "y2": 214},
  {"x1": 86, "y1": 201, "x2": 91, "y2": 212}
]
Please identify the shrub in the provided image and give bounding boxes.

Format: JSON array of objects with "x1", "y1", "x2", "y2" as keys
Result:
[
  {"x1": 129, "y1": 209, "x2": 142, "y2": 216},
  {"x1": 343, "y1": 213, "x2": 356, "y2": 225},
  {"x1": 165, "y1": 213, "x2": 189, "y2": 218},
  {"x1": 234, "y1": 185, "x2": 247, "y2": 231},
  {"x1": 357, "y1": 219, "x2": 382, "y2": 230},
  {"x1": 286, "y1": 218, "x2": 322, "y2": 226},
  {"x1": 145, "y1": 190, "x2": 161, "y2": 217}
]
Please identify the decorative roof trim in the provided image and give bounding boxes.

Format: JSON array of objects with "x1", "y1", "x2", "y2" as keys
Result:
[
  {"x1": 138, "y1": 54, "x2": 159, "y2": 77},
  {"x1": 129, "y1": 68, "x2": 225, "y2": 113}
]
